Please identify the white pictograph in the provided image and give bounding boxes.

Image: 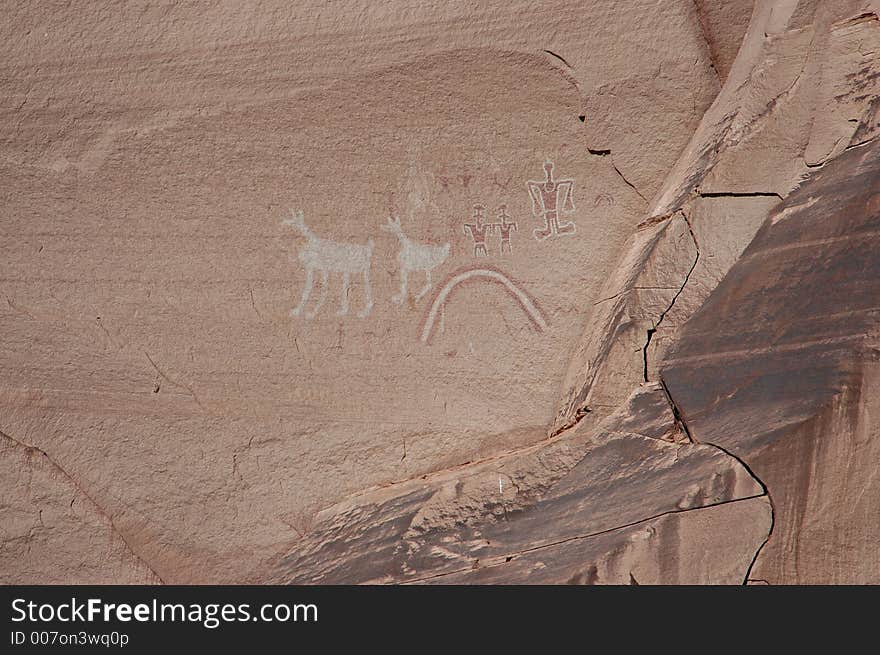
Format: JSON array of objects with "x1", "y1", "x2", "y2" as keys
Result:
[
  {"x1": 283, "y1": 209, "x2": 375, "y2": 319},
  {"x1": 382, "y1": 215, "x2": 451, "y2": 304},
  {"x1": 527, "y1": 161, "x2": 576, "y2": 240},
  {"x1": 594, "y1": 192, "x2": 614, "y2": 207},
  {"x1": 419, "y1": 266, "x2": 549, "y2": 343}
]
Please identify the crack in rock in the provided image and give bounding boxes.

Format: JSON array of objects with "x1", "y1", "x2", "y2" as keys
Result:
[
  {"x1": 656, "y1": 374, "x2": 775, "y2": 586},
  {"x1": 613, "y1": 162, "x2": 648, "y2": 203},
  {"x1": 642, "y1": 212, "x2": 700, "y2": 382},
  {"x1": 691, "y1": 0, "x2": 723, "y2": 80},
  {"x1": 406, "y1": 492, "x2": 767, "y2": 584},
  {"x1": 0, "y1": 429, "x2": 165, "y2": 584},
  {"x1": 144, "y1": 350, "x2": 204, "y2": 410},
  {"x1": 542, "y1": 49, "x2": 573, "y2": 70},
  {"x1": 698, "y1": 190, "x2": 784, "y2": 200}
]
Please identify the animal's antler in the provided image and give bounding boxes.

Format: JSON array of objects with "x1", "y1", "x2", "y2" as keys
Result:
[
  {"x1": 281, "y1": 208, "x2": 304, "y2": 226},
  {"x1": 382, "y1": 215, "x2": 403, "y2": 231}
]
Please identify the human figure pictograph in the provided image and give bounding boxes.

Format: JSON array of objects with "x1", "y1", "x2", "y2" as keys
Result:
[
  {"x1": 463, "y1": 204, "x2": 491, "y2": 256},
  {"x1": 526, "y1": 161, "x2": 576, "y2": 240},
  {"x1": 489, "y1": 204, "x2": 518, "y2": 254}
]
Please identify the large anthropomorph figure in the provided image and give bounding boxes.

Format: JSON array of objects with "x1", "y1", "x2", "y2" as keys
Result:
[{"x1": 526, "y1": 161, "x2": 576, "y2": 240}]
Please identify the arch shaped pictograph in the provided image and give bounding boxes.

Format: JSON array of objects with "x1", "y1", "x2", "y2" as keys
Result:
[{"x1": 419, "y1": 265, "x2": 549, "y2": 343}]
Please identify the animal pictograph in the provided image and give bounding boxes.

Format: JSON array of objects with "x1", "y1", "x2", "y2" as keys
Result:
[
  {"x1": 283, "y1": 209, "x2": 375, "y2": 319},
  {"x1": 382, "y1": 215, "x2": 450, "y2": 304}
]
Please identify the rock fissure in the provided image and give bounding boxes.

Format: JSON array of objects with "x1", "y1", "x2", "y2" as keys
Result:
[
  {"x1": 585, "y1": 146, "x2": 646, "y2": 202},
  {"x1": 405, "y1": 492, "x2": 767, "y2": 584},
  {"x1": 0, "y1": 429, "x2": 166, "y2": 584},
  {"x1": 658, "y1": 376, "x2": 693, "y2": 443},
  {"x1": 4, "y1": 0, "x2": 874, "y2": 586},
  {"x1": 542, "y1": 49, "x2": 574, "y2": 70},
  {"x1": 612, "y1": 162, "x2": 648, "y2": 203},
  {"x1": 691, "y1": 0, "x2": 723, "y2": 81},
  {"x1": 655, "y1": 376, "x2": 776, "y2": 586},
  {"x1": 698, "y1": 190, "x2": 784, "y2": 200},
  {"x1": 592, "y1": 286, "x2": 684, "y2": 306},
  {"x1": 548, "y1": 405, "x2": 591, "y2": 438},
  {"x1": 703, "y1": 440, "x2": 774, "y2": 585},
  {"x1": 642, "y1": 212, "x2": 700, "y2": 382},
  {"x1": 143, "y1": 350, "x2": 204, "y2": 410}
]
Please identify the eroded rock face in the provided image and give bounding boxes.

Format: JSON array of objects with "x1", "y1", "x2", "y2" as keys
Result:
[
  {"x1": 0, "y1": 0, "x2": 737, "y2": 584},
  {"x1": 271, "y1": 384, "x2": 770, "y2": 584},
  {"x1": 662, "y1": 141, "x2": 880, "y2": 584},
  {"x1": 0, "y1": 432, "x2": 160, "y2": 584},
  {"x1": 2, "y1": 0, "x2": 878, "y2": 584},
  {"x1": 556, "y1": 0, "x2": 880, "y2": 434}
]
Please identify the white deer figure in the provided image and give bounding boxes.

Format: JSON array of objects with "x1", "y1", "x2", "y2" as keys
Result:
[
  {"x1": 282, "y1": 209, "x2": 374, "y2": 319},
  {"x1": 381, "y1": 215, "x2": 450, "y2": 304}
]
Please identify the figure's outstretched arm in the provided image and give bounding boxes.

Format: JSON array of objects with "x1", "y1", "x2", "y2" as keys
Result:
[
  {"x1": 559, "y1": 180, "x2": 575, "y2": 211},
  {"x1": 526, "y1": 182, "x2": 542, "y2": 215}
]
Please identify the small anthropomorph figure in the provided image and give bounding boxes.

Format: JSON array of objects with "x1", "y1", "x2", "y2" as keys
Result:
[
  {"x1": 463, "y1": 204, "x2": 490, "y2": 256},
  {"x1": 489, "y1": 204, "x2": 518, "y2": 254},
  {"x1": 526, "y1": 161, "x2": 576, "y2": 240}
]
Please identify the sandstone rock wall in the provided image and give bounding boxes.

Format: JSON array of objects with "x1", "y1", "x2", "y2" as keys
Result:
[{"x1": 2, "y1": 0, "x2": 878, "y2": 584}]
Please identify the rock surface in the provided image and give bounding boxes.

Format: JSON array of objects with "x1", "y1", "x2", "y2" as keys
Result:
[
  {"x1": 662, "y1": 140, "x2": 880, "y2": 583},
  {"x1": 1, "y1": 0, "x2": 878, "y2": 584},
  {"x1": 272, "y1": 384, "x2": 770, "y2": 584},
  {"x1": 0, "y1": 431, "x2": 160, "y2": 584}
]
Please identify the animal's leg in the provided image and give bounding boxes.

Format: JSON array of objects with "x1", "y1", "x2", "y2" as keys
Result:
[
  {"x1": 306, "y1": 269, "x2": 328, "y2": 319},
  {"x1": 291, "y1": 267, "x2": 314, "y2": 317},
  {"x1": 337, "y1": 271, "x2": 351, "y2": 316},
  {"x1": 358, "y1": 268, "x2": 374, "y2": 318},
  {"x1": 392, "y1": 268, "x2": 408, "y2": 305},
  {"x1": 415, "y1": 269, "x2": 433, "y2": 301}
]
